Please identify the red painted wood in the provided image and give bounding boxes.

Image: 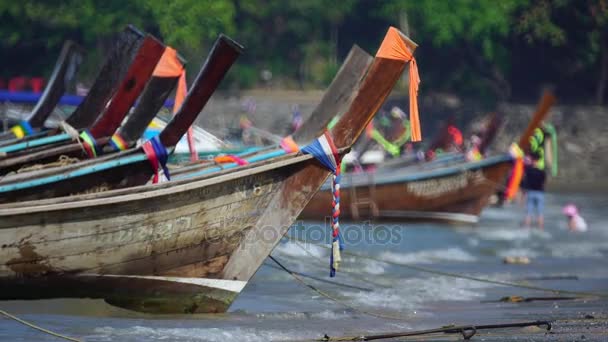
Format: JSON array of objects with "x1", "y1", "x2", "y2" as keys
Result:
[{"x1": 89, "y1": 36, "x2": 165, "y2": 138}]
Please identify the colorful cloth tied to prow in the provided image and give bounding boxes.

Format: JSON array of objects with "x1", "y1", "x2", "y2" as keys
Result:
[
  {"x1": 79, "y1": 129, "x2": 99, "y2": 158},
  {"x1": 10, "y1": 120, "x2": 34, "y2": 139},
  {"x1": 143, "y1": 135, "x2": 170, "y2": 183},
  {"x1": 376, "y1": 26, "x2": 421, "y2": 142},
  {"x1": 448, "y1": 125, "x2": 463, "y2": 146},
  {"x1": 301, "y1": 131, "x2": 344, "y2": 277},
  {"x1": 109, "y1": 133, "x2": 129, "y2": 151},
  {"x1": 214, "y1": 155, "x2": 248, "y2": 166},
  {"x1": 280, "y1": 135, "x2": 300, "y2": 153},
  {"x1": 153, "y1": 46, "x2": 196, "y2": 161}
]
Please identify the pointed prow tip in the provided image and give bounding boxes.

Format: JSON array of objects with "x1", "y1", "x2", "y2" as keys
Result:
[
  {"x1": 217, "y1": 34, "x2": 246, "y2": 54},
  {"x1": 376, "y1": 26, "x2": 418, "y2": 59}
]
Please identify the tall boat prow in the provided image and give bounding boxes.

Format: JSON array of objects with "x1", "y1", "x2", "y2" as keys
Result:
[{"x1": 0, "y1": 40, "x2": 83, "y2": 139}]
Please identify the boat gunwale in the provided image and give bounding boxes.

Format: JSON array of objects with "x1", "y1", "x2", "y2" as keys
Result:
[
  {"x1": 328, "y1": 153, "x2": 512, "y2": 189},
  {"x1": 0, "y1": 152, "x2": 316, "y2": 215}
]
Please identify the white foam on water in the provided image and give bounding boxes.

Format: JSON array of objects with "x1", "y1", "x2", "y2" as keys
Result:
[
  {"x1": 90, "y1": 326, "x2": 310, "y2": 341},
  {"x1": 252, "y1": 309, "x2": 350, "y2": 321},
  {"x1": 549, "y1": 241, "x2": 606, "y2": 258},
  {"x1": 273, "y1": 241, "x2": 326, "y2": 259},
  {"x1": 343, "y1": 275, "x2": 489, "y2": 313},
  {"x1": 359, "y1": 259, "x2": 387, "y2": 275},
  {"x1": 378, "y1": 247, "x2": 477, "y2": 265},
  {"x1": 476, "y1": 228, "x2": 551, "y2": 241}
]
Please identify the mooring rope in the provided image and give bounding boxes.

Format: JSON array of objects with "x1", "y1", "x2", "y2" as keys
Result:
[
  {"x1": 316, "y1": 320, "x2": 552, "y2": 341},
  {"x1": 284, "y1": 237, "x2": 392, "y2": 289},
  {"x1": 284, "y1": 235, "x2": 608, "y2": 299},
  {"x1": 15, "y1": 155, "x2": 80, "y2": 174},
  {"x1": 269, "y1": 256, "x2": 410, "y2": 321},
  {"x1": 0, "y1": 309, "x2": 81, "y2": 342},
  {"x1": 263, "y1": 261, "x2": 372, "y2": 292}
]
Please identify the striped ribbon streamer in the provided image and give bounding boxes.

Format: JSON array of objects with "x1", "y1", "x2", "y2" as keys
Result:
[
  {"x1": 142, "y1": 135, "x2": 170, "y2": 183},
  {"x1": 79, "y1": 129, "x2": 99, "y2": 158},
  {"x1": 302, "y1": 131, "x2": 344, "y2": 277},
  {"x1": 108, "y1": 133, "x2": 129, "y2": 151}
]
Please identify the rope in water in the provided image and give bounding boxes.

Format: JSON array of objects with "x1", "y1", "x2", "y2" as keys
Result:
[
  {"x1": 269, "y1": 256, "x2": 409, "y2": 321},
  {"x1": 0, "y1": 309, "x2": 82, "y2": 342},
  {"x1": 317, "y1": 320, "x2": 552, "y2": 341},
  {"x1": 285, "y1": 235, "x2": 608, "y2": 299},
  {"x1": 263, "y1": 261, "x2": 372, "y2": 292},
  {"x1": 283, "y1": 237, "x2": 392, "y2": 289}
]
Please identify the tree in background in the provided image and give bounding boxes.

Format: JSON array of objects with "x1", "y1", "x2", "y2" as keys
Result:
[
  {"x1": 517, "y1": 0, "x2": 608, "y2": 104},
  {"x1": 0, "y1": 1, "x2": 234, "y2": 80},
  {"x1": 1, "y1": 0, "x2": 606, "y2": 104}
]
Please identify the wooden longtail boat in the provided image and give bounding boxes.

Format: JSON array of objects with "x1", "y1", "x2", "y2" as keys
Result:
[
  {"x1": 0, "y1": 28, "x2": 418, "y2": 313},
  {"x1": 0, "y1": 34, "x2": 166, "y2": 174},
  {"x1": 0, "y1": 26, "x2": 145, "y2": 148},
  {"x1": 0, "y1": 41, "x2": 83, "y2": 139},
  {"x1": 300, "y1": 92, "x2": 556, "y2": 224}
]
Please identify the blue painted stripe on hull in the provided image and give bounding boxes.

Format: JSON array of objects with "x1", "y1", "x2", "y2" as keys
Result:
[
  {"x1": 0, "y1": 154, "x2": 147, "y2": 192},
  {"x1": 0, "y1": 133, "x2": 71, "y2": 153}
]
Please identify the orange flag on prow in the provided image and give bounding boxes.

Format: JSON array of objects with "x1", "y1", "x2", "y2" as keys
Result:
[
  {"x1": 152, "y1": 47, "x2": 197, "y2": 160},
  {"x1": 376, "y1": 27, "x2": 421, "y2": 142},
  {"x1": 153, "y1": 47, "x2": 187, "y2": 114}
]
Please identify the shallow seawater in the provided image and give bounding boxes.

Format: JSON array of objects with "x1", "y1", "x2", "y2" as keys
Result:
[{"x1": 1, "y1": 193, "x2": 607, "y2": 341}]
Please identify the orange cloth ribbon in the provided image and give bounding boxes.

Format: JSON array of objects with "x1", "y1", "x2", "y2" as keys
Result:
[
  {"x1": 376, "y1": 27, "x2": 421, "y2": 142},
  {"x1": 152, "y1": 47, "x2": 197, "y2": 160}
]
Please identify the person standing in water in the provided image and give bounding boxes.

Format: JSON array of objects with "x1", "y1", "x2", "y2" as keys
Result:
[
  {"x1": 562, "y1": 204, "x2": 588, "y2": 232},
  {"x1": 523, "y1": 151, "x2": 546, "y2": 229}
]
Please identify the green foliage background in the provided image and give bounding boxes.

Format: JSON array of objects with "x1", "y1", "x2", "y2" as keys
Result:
[{"x1": 1, "y1": 0, "x2": 607, "y2": 104}]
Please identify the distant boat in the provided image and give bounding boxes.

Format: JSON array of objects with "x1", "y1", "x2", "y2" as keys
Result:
[{"x1": 300, "y1": 92, "x2": 556, "y2": 224}]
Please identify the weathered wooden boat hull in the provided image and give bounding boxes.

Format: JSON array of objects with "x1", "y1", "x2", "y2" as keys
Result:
[
  {"x1": 0, "y1": 156, "x2": 310, "y2": 313},
  {"x1": 300, "y1": 155, "x2": 513, "y2": 224}
]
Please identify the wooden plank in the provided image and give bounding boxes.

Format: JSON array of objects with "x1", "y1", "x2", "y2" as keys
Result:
[
  {"x1": 65, "y1": 26, "x2": 145, "y2": 129},
  {"x1": 292, "y1": 45, "x2": 372, "y2": 143}
]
